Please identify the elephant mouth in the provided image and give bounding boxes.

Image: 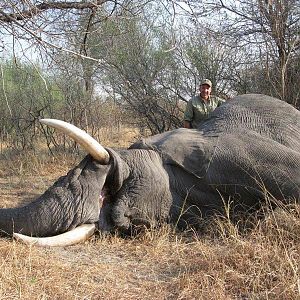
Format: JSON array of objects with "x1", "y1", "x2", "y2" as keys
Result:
[{"x1": 98, "y1": 189, "x2": 114, "y2": 232}]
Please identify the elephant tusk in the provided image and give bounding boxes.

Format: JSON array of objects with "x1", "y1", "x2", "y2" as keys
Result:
[
  {"x1": 40, "y1": 119, "x2": 110, "y2": 164},
  {"x1": 13, "y1": 224, "x2": 96, "y2": 247}
]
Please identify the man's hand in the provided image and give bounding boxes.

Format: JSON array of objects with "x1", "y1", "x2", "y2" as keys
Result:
[{"x1": 183, "y1": 121, "x2": 191, "y2": 128}]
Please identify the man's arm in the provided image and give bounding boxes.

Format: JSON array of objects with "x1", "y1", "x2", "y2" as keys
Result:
[{"x1": 183, "y1": 99, "x2": 193, "y2": 128}]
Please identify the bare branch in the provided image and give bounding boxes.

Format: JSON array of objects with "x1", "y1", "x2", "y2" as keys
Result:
[{"x1": 0, "y1": 1, "x2": 107, "y2": 23}]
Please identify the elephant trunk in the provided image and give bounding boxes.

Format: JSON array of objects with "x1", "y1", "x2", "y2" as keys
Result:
[
  {"x1": 0, "y1": 169, "x2": 102, "y2": 238},
  {"x1": 0, "y1": 194, "x2": 79, "y2": 236},
  {"x1": 0, "y1": 206, "x2": 32, "y2": 236}
]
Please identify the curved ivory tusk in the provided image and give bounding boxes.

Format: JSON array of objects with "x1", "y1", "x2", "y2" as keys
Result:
[
  {"x1": 13, "y1": 224, "x2": 96, "y2": 247},
  {"x1": 40, "y1": 119, "x2": 110, "y2": 164}
]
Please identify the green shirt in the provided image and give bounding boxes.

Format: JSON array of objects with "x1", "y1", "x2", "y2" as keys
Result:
[{"x1": 184, "y1": 95, "x2": 225, "y2": 128}]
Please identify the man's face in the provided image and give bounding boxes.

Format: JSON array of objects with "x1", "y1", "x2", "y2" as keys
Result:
[{"x1": 199, "y1": 84, "x2": 211, "y2": 100}]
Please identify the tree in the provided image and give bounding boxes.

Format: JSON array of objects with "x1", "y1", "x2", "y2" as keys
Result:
[
  {"x1": 0, "y1": 59, "x2": 63, "y2": 150},
  {"x1": 179, "y1": 0, "x2": 300, "y2": 106},
  {"x1": 100, "y1": 11, "x2": 183, "y2": 133},
  {"x1": 1, "y1": 0, "x2": 298, "y2": 150}
]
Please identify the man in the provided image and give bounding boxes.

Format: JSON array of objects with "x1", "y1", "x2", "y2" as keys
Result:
[{"x1": 183, "y1": 79, "x2": 225, "y2": 128}]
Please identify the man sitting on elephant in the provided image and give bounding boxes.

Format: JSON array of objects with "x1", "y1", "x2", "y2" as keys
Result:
[{"x1": 184, "y1": 79, "x2": 225, "y2": 128}]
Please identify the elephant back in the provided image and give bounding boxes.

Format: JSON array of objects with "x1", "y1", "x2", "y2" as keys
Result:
[{"x1": 199, "y1": 94, "x2": 300, "y2": 152}]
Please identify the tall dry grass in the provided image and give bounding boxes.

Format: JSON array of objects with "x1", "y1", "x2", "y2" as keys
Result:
[{"x1": 0, "y1": 137, "x2": 299, "y2": 299}]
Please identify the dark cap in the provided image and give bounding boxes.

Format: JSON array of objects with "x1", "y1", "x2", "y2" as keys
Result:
[{"x1": 200, "y1": 79, "x2": 212, "y2": 87}]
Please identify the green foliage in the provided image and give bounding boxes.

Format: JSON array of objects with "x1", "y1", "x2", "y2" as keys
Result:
[{"x1": 0, "y1": 59, "x2": 64, "y2": 150}]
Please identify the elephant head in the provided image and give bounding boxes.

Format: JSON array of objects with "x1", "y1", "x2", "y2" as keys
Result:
[{"x1": 0, "y1": 119, "x2": 172, "y2": 246}]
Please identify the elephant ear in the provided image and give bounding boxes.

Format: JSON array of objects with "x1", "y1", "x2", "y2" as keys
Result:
[
  {"x1": 130, "y1": 129, "x2": 214, "y2": 179},
  {"x1": 105, "y1": 148, "x2": 130, "y2": 193}
]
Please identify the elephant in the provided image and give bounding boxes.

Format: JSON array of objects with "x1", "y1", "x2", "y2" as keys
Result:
[{"x1": 0, "y1": 94, "x2": 299, "y2": 246}]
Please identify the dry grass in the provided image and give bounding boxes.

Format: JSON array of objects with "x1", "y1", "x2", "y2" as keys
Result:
[
  {"x1": 0, "y1": 148, "x2": 300, "y2": 299},
  {"x1": 96, "y1": 126, "x2": 142, "y2": 149}
]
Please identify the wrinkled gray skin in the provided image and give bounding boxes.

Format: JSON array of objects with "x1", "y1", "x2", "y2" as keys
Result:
[{"x1": 0, "y1": 94, "x2": 300, "y2": 237}]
